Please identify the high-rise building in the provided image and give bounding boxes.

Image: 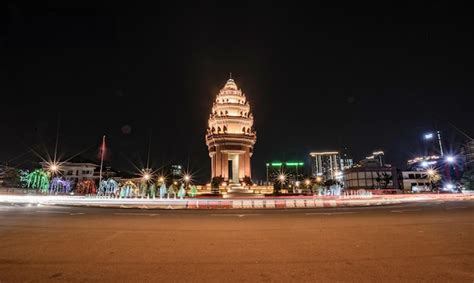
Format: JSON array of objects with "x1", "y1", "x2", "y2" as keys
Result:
[
  {"x1": 309, "y1": 151, "x2": 340, "y2": 180},
  {"x1": 205, "y1": 77, "x2": 256, "y2": 183}
]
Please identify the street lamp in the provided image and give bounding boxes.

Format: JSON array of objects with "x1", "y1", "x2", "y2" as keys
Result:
[
  {"x1": 266, "y1": 163, "x2": 269, "y2": 185},
  {"x1": 183, "y1": 174, "x2": 191, "y2": 188},
  {"x1": 279, "y1": 174, "x2": 286, "y2": 182},
  {"x1": 278, "y1": 174, "x2": 286, "y2": 192},
  {"x1": 47, "y1": 162, "x2": 60, "y2": 179},
  {"x1": 184, "y1": 175, "x2": 190, "y2": 182},
  {"x1": 49, "y1": 164, "x2": 59, "y2": 173},
  {"x1": 445, "y1": 155, "x2": 455, "y2": 163}
]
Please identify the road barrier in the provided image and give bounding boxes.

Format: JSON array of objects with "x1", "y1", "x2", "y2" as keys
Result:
[{"x1": 0, "y1": 193, "x2": 472, "y2": 209}]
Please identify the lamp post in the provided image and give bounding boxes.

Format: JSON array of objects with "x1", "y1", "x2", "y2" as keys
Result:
[
  {"x1": 266, "y1": 163, "x2": 269, "y2": 185},
  {"x1": 184, "y1": 174, "x2": 190, "y2": 189},
  {"x1": 279, "y1": 174, "x2": 286, "y2": 193},
  {"x1": 437, "y1": 131, "x2": 444, "y2": 156},
  {"x1": 424, "y1": 131, "x2": 444, "y2": 156}
]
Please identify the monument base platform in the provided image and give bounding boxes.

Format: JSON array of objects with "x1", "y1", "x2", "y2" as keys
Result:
[{"x1": 222, "y1": 183, "x2": 263, "y2": 198}]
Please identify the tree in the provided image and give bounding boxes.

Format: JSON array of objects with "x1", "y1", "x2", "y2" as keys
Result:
[
  {"x1": 76, "y1": 179, "x2": 97, "y2": 195},
  {"x1": 323, "y1": 179, "x2": 337, "y2": 188},
  {"x1": 1, "y1": 167, "x2": 21, "y2": 188},
  {"x1": 461, "y1": 168, "x2": 474, "y2": 190},
  {"x1": 427, "y1": 171, "x2": 442, "y2": 191},
  {"x1": 376, "y1": 172, "x2": 392, "y2": 189},
  {"x1": 26, "y1": 169, "x2": 50, "y2": 193},
  {"x1": 190, "y1": 185, "x2": 198, "y2": 197},
  {"x1": 311, "y1": 182, "x2": 322, "y2": 195},
  {"x1": 242, "y1": 176, "x2": 253, "y2": 186},
  {"x1": 211, "y1": 176, "x2": 223, "y2": 194}
]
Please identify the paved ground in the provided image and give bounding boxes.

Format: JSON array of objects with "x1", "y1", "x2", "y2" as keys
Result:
[{"x1": 0, "y1": 200, "x2": 473, "y2": 282}]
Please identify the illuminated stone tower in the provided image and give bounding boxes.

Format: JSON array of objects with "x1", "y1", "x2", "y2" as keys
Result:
[{"x1": 206, "y1": 77, "x2": 257, "y2": 183}]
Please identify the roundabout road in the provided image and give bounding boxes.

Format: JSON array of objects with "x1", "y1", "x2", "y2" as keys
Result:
[{"x1": 0, "y1": 200, "x2": 473, "y2": 282}]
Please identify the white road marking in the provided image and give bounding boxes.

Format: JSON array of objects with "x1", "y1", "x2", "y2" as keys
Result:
[
  {"x1": 210, "y1": 214, "x2": 261, "y2": 218},
  {"x1": 35, "y1": 210, "x2": 85, "y2": 216},
  {"x1": 305, "y1": 212, "x2": 356, "y2": 216},
  {"x1": 36, "y1": 211, "x2": 70, "y2": 214},
  {"x1": 446, "y1": 206, "x2": 468, "y2": 210},
  {"x1": 114, "y1": 213, "x2": 158, "y2": 216},
  {"x1": 391, "y1": 209, "x2": 421, "y2": 213}
]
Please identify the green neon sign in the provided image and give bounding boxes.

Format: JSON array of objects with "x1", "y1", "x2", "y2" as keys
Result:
[
  {"x1": 270, "y1": 162, "x2": 283, "y2": 166},
  {"x1": 285, "y1": 162, "x2": 304, "y2": 166}
]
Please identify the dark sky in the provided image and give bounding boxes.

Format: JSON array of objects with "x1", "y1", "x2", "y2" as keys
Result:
[{"x1": 1, "y1": 1, "x2": 473, "y2": 182}]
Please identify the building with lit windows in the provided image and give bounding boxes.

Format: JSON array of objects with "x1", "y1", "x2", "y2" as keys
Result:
[
  {"x1": 40, "y1": 161, "x2": 97, "y2": 184},
  {"x1": 401, "y1": 171, "x2": 431, "y2": 192},
  {"x1": 309, "y1": 151, "x2": 340, "y2": 180},
  {"x1": 205, "y1": 77, "x2": 256, "y2": 184},
  {"x1": 342, "y1": 164, "x2": 401, "y2": 193}
]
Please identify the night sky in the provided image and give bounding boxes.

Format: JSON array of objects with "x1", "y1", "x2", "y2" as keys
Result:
[{"x1": 1, "y1": 1, "x2": 473, "y2": 182}]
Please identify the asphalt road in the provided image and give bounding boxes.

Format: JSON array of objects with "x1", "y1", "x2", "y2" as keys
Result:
[{"x1": 0, "y1": 200, "x2": 473, "y2": 282}]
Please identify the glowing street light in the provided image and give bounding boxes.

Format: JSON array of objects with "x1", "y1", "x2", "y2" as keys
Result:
[
  {"x1": 184, "y1": 174, "x2": 190, "y2": 183},
  {"x1": 279, "y1": 174, "x2": 286, "y2": 182},
  {"x1": 304, "y1": 179, "x2": 311, "y2": 186},
  {"x1": 49, "y1": 164, "x2": 59, "y2": 173},
  {"x1": 143, "y1": 173, "x2": 151, "y2": 181},
  {"x1": 427, "y1": 169, "x2": 436, "y2": 176},
  {"x1": 445, "y1": 155, "x2": 455, "y2": 163},
  {"x1": 158, "y1": 176, "x2": 165, "y2": 183}
]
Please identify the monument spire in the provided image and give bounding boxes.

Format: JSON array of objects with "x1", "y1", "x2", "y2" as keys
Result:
[{"x1": 229, "y1": 72, "x2": 232, "y2": 79}]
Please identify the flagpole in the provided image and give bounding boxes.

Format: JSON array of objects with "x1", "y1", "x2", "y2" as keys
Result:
[{"x1": 99, "y1": 135, "x2": 106, "y2": 185}]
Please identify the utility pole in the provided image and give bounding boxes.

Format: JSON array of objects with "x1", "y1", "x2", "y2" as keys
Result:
[{"x1": 98, "y1": 135, "x2": 106, "y2": 185}]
